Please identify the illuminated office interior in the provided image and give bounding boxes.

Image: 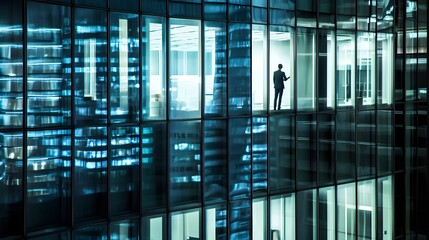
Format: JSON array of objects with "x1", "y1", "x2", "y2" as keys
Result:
[{"x1": 0, "y1": 0, "x2": 428, "y2": 239}]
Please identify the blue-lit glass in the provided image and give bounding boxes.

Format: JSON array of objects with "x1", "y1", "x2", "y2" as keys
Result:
[
  {"x1": 0, "y1": 132, "x2": 23, "y2": 237},
  {"x1": 336, "y1": 111, "x2": 356, "y2": 181},
  {"x1": 269, "y1": 0, "x2": 294, "y2": 26},
  {"x1": 229, "y1": 200, "x2": 250, "y2": 239},
  {"x1": 74, "y1": 224, "x2": 108, "y2": 239},
  {"x1": 110, "y1": 13, "x2": 139, "y2": 123},
  {"x1": 252, "y1": 117, "x2": 267, "y2": 195},
  {"x1": 110, "y1": 126, "x2": 139, "y2": 215},
  {"x1": 110, "y1": 219, "x2": 139, "y2": 240},
  {"x1": 169, "y1": 121, "x2": 201, "y2": 206},
  {"x1": 229, "y1": 118, "x2": 251, "y2": 200},
  {"x1": 74, "y1": 127, "x2": 107, "y2": 221},
  {"x1": 26, "y1": 130, "x2": 71, "y2": 231},
  {"x1": 357, "y1": 111, "x2": 376, "y2": 177},
  {"x1": 269, "y1": 115, "x2": 295, "y2": 192},
  {"x1": 297, "y1": 189, "x2": 317, "y2": 239},
  {"x1": 204, "y1": 21, "x2": 227, "y2": 117},
  {"x1": 142, "y1": 123, "x2": 167, "y2": 211},
  {"x1": 204, "y1": 2, "x2": 227, "y2": 20},
  {"x1": 296, "y1": 114, "x2": 317, "y2": 188},
  {"x1": 228, "y1": 23, "x2": 251, "y2": 116},
  {"x1": 110, "y1": 0, "x2": 139, "y2": 11},
  {"x1": 204, "y1": 120, "x2": 227, "y2": 203},
  {"x1": 27, "y1": 2, "x2": 71, "y2": 128},
  {"x1": 142, "y1": 0, "x2": 166, "y2": 15},
  {"x1": 205, "y1": 205, "x2": 227, "y2": 240},
  {"x1": 252, "y1": 0, "x2": 267, "y2": 23},
  {"x1": 74, "y1": 8, "x2": 107, "y2": 125},
  {"x1": 170, "y1": 0, "x2": 201, "y2": 18},
  {"x1": 0, "y1": 1, "x2": 23, "y2": 129},
  {"x1": 142, "y1": 16, "x2": 166, "y2": 120},
  {"x1": 142, "y1": 214, "x2": 166, "y2": 240}
]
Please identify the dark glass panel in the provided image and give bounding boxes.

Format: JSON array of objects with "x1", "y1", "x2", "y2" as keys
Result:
[
  {"x1": 319, "y1": 0, "x2": 335, "y2": 28},
  {"x1": 204, "y1": 120, "x2": 227, "y2": 203},
  {"x1": 229, "y1": 200, "x2": 250, "y2": 239},
  {"x1": 28, "y1": 231, "x2": 70, "y2": 240},
  {"x1": 74, "y1": 8, "x2": 107, "y2": 125},
  {"x1": 110, "y1": 219, "x2": 139, "y2": 240},
  {"x1": 74, "y1": 224, "x2": 107, "y2": 240},
  {"x1": 318, "y1": 114, "x2": 335, "y2": 185},
  {"x1": 357, "y1": 111, "x2": 376, "y2": 178},
  {"x1": 377, "y1": 111, "x2": 393, "y2": 175},
  {"x1": 26, "y1": 130, "x2": 71, "y2": 231},
  {"x1": 337, "y1": 0, "x2": 356, "y2": 29},
  {"x1": 336, "y1": 111, "x2": 356, "y2": 181},
  {"x1": 142, "y1": 0, "x2": 166, "y2": 15},
  {"x1": 27, "y1": 2, "x2": 71, "y2": 128},
  {"x1": 169, "y1": 121, "x2": 201, "y2": 206},
  {"x1": 142, "y1": 214, "x2": 166, "y2": 240},
  {"x1": 269, "y1": 0, "x2": 294, "y2": 10},
  {"x1": 253, "y1": 7, "x2": 267, "y2": 23},
  {"x1": 296, "y1": 189, "x2": 317, "y2": 240},
  {"x1": 170, "y1": 0, "x2": 201, "y2": 18},
  {"x1": 141, "y1": 123, "x2": 167, "y2": 211},
  {"x1": 74, "y1": 0, "x2": 106, "y2": 8},
  {"x1": 110, "y1": 13, "x2": 139, "y2": 124},
  {"x1": 110, "y1": 0, "x2": 139, "y2": 11},
  {"x1": 252, "y1": 117, "x2": 267, "y2": 195},
  {"x1": 204, "y1": 3, "x2": 227, "y2": 20},
  {"x1": 296, "y1": 114, "x2": 316, "y2": 188},
  {"x1": 297, "y1": 0, "x2": 316, "y2": 27},
  {"x1": 74, "y1": 127, "x2": 107, "y2": 221},
  {"x1": 229, "y1": 118, "x2": 251, "y2": 200},
  {"x1": 318, "y1": 29, "x2": 336, "y2": 111},
  {"x1": 269, "y1": 115, "x2": 295, "y2": 192},
  {"x1": 269, "y1": 9, "x2": 295, "y2": 26},
  {"x1": 357, "y1": 0, "x2": 376, "y2": 31}
]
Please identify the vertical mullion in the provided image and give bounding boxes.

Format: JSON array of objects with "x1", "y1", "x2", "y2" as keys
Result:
[
  {"x1": 106, "y1": 11, "x2": 112, "y2": 238},
  {"x1": 70, "y1": 2, "x2": 76, "y2": 236},
  {"x1": 22, "y1": 0, "x2": 28, "y2": 237}
]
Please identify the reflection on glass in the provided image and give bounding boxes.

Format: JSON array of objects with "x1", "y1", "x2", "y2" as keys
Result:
[
  {"x1": 318, "y1": 30, "x2": 335, "y2": 110},
  {"x1": 74, "y1": 8, "x2": 107, "y2": 125},
  {"x1": 169, "y1": 121, "x2": 201, "y2": 206},
  {"x1": 204, "y1": 22, "x2": 227, "y2": 117},
  {"x1": 337, "y1": 0, "x2": 356, "y2": 29},
  {"x1": 110, "y1": 126, "x2": 139, "y2": 215},
  {"x1": 377, "y1": 33, "x2": 394, "y2": 107},
  {"x1": 252, "y1": 117, "x2": 267, "y2": 194},
  {"x1": 229, "y1": 118, "x2": 251, "y2": 200},
  {"x1": 297, "y1": 114, "x2": 316, "y2": 188},
  {"x1": 204, "y1": 120, "x2": 227, "y2": 203},
  {"x1": 297, "y1": 28, "x2": 316, "y2": 110},
  {"x1": 269, "y1": 0, "x2": 295, "y2": 25},
  {"x1": 171, "y1": 209, "x2": 200, "y2": 240},
  {"x1": 229, "y1": 200, "x2": 250, "y2": 239},
  {"x1": 270, "y1": 194, "x2": 295, "y2": 240},
  {"x1": 252, "y1": 0, "x2": 267, "y2": 23},
  {"x1": 377, "y1": 110, "x2": 393, "y2": 174},
  {"x1": 0, "y1": 1, "x2": 23, "y2": 128},
  {"x1": 206, "y1": 205, "x2": 227, "y2": 240},
  {"x1": 169, "y1": 19, "x2": 201, "y2": 119},
  {"x1": 377, "y1": 0, "x2": 394, "y2": 31},
  {"x1": 229, "y1": 23, "x2": 251, "y2": 116},
  {"x1": 337, "y1": 31, "x2": 355, "y2": 108},
  {"x1": 110, "y1": 13, "x2": 139, "y2": 123},
  {"x1": 357, "y1": 32, "x2": 376, "y2": 108},
  {"x1": 357, "y1": 111, "x2": 376, "y2": 177},
  {"x1": 357, "y1": 0, "x2": 376, "y2": 31},
  {"x1": 110, "y1": 219, "x2": 139, "y2": 240},
  {"x1": 319, "y1": 0, "x2": 335, "y2": 28},
  {"x1": 358, "y1": 180, "x2": 376, "y2": 240},
  {"x1": 142, "y1": 123, "x2": 167, "y2": 210},
  {"x1": 337, "y1": 183, "x2": 356, "y2": 240},
  {"x1": 297, "y1": 189, "x2": 316, "y2": 240},
  {"x1": 270, "y1": 26, "x2": 294, "y2": 111},
  {"x1": 0, "y1": 132, "x2": 22, "y2": 236},
  {"x1": 319, "y1": 186, "x2": 335, "y2": 240},
  {"x1": 74, "y1": 127, "x2": 107, "y2": 221},
  {"x1": 336, "y1": 111, "x2": 356, "y2": 181},
  {"x1": 377, "y1": 176, "x2": 393, "y2": 239},
  {"x1": 318, "y1": 114, "x2": 335, "y2": 184},
  {"x1": 142, "y1": 16, "x2": 166, "y2": 120},
  {"x1": 252, "y1": 25, "x2": 267, "y2": 113},
  {"x1": 252, "y1": 198, "x2": 267, "y2": 240},
  {"x1": 142, "y1": 215, "x2": 165, "y2": 240},
  {"x1": 26, "y1": 130, "x2": 71, "y2": 230},
  {"x1": 297, "y1": 0, "x2": 316, "y2": 27},
  {"x1": 74, "y1": 224, "x2": 107, "y2": 240},
  {"x1": 27, "y1": 2, "x2": 71, "y2": 127}
]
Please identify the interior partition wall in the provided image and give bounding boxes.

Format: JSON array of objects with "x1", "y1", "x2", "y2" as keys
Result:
[{"x1": 0, "y1": 0, "x2": 426, "y2": 239}]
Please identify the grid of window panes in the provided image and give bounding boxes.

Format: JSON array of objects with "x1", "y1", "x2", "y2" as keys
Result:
[{"x1": 0, "y1": 0, "x2": 404, "y2": 239}]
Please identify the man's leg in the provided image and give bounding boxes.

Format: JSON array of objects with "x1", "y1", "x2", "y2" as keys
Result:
[
  {"x1": 277, "y1": 89, "x2": 284, "y2": 110},
  {"x1": 274, "y1": 89, "x2": 279, "y2": 110}
]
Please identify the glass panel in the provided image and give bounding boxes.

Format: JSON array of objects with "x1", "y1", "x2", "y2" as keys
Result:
[
  {"x1": 252, "y1": 198, "x2": 267, "y2": 240},
  {"x1": 110, "y1": 13, "x2": 139, "y2": 123},
  {"x1": 142, "y1": 16, "x2": 166, "y2": 120},
  {"x1": 204, "y1": 120, "x2": 227, "y2": 203},
  {"x1": 269, "y1": 115, "x2": 295, "y2": 191},
  {"x1": 74, "y1": 8, "x2": 107, "y2": 125},
  {"x1": 229, "y1": 5, "x2": 251, "y2": 22},
  {"x1": 377, "y1": 176, "x2": 393, "y2": 239},
  {"x1": 110, "y1": 0, "x2": 138, "y2": 11},
  {"x1": 142, "y1": 0, "x2": 166, "y2": 15},
  {"x1": 377, "y1": 110, "x2": 393, "y2": 175},
  {"x1": 252, "y1": 25, "x2": 268, "y2": 114},
  {"x1": 319, "y1": 186, "x2": 336, "y2": 240},
  {"x1": 337, "y1": 31, "x2": 356, "y2": 109},
  {"x1": 318, "y1": 114, "x2": 335, "y2": 185},
  {"x1": 252, "y1": 117, "x2": 267, "y2": 195},
  {"x1": 110, "y1": 219, "x2": 139, "y2": 240},
  {"x1": 318, "y1": 30, "x2": 335, "y2": 110},
  {"x1": 0, "y1": 1, "x2": 23, "y2": 128},
  {"x1": 319, "y1": 0, "x2": 335, "y2": 28},
  {"x1": 74, "y1": 224, "x2": 107, "y2": 240},
  {"x1": 169, "y1": 121, "x2": 201, "y2": 206},
  {"x1": 417, "y1": 29, "x2": 426, "y2": 102},
  {"x1": 270, "y1": 26, "x2": 294, "y2": 111},
  {"x1": 336, "y1": 111, "x2": 356, "y2": 181},
  {"x1": 169, "y1": 19, "x2": 201, "y2": 119},
  {"x1": 229, "y1": 200, "x2": 251, "y2": 239},
  {"x1": 296, "y1": 114, "x2": 316, "y2": 188},
  {"x1": 229, "y1": 118, "x2": 251, "y2": 200},
  {"x1": 0, "y1": 132, "x2": 22, "y2": 237},
  {"x1": 171, "y1": 209, "x2": 200, "y2": 240},
  {"x1": 297, "y1": 0, "x2": 316, "y2": 28},
  {"x1": 252, "y1": 0, "x2": 267, "y2": 23},
  {"x1": 170, "y1": 0, "x2": 201, "y2": 18},
  {"x1": 26, "y1": 130, "x2": 71, "y2": 230},
  {"x1": 110, "y1": 126, "x2": 139, "y2": 215},
  {"x1": 74, "y1": 0, "x2": 106, "y2": 7},
  {"x1": 204, "y1": 21, "x2": 227, "y2": 117},
  {"x1": 296, "y1": 189, "x2": 317, "y2": 240},
  {"x1": 142, "y1": 123, "x2": 167, "y2": 211},
  {"x1": 358, "y1": 180, "x2": 376, "y2": 240},
  {"x1": 377, "y1": 33, "x2": 394, "y2": 107},
  {"x1": 141, "y1": 215, "x2": 166, "y2": 240},
  {"x1": 269, "y1": 0, "x2": 294, "y2": 26},
  {"x1": 270, "y1": 194, "x2": 295, "y2": 240},
  {"x1": 27, "y1": 2, "x2": 71, "y2": 128},
  {"x1": 357, "y1": 0, "x2": 376, "y2": 31},
  {"x1": 337, "y1": 183, "x2": 356, "y2": 240},
  {"x1": 204, "y1": 2, "x2": 227, "y2": 20},
  {"x1": 29, "y1": 231, "x2": 70, "y2": 240},
  {"x1": 337, "y1": 0, "x2": 356, "y2": 29},
  {"x1": 229, "y1": 23, "x2": 251, "y2": 116},
  {"x1": 205, "y1": 205, "x2": 227, "y2": 240},
  {"x1": 377, "y1": 0, "x2": 394, "y2": 31},
  {"x1": 356, "y1": 32, "x2": 376, "y2": 108},
  {"x1": 357, "y1": 111, "x2": 376, "y2": 177},
  {"x1": 297, "y1": 28, "x2": 316, "y2": 110},
  {"x1": 74, "y1": 127, "x2": 107, "y2": 221}
]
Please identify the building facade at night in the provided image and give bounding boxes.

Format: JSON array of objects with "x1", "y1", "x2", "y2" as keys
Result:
[{"x1": 0, "y1": 0, "x2": 428, "y2": 239}]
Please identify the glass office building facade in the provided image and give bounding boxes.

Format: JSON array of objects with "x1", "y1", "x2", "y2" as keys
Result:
[{"x1": 0, "y1": 0, "x2": 427, "y2": 239}]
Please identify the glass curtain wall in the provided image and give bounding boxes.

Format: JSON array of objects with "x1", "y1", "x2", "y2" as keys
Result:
[
  {"x1": 296, "y1": 28, "x2": 316, "y2": 110},
  {"x1": 252, "y1": 25, "x2": 268, "y2": 113}
]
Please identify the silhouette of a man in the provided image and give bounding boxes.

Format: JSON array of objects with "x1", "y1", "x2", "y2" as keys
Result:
[{"x1": 273, "y1": 64, "x2": 290, "y2": 110}]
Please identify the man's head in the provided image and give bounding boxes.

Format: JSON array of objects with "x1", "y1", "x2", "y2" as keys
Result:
[{"x1": 278, "y1": 64, "x2": 283, "y2": 69}]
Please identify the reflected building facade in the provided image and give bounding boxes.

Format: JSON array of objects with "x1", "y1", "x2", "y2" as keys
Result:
[{"x1": 0, "y1": 0, "x2": 427, "y2": 239}]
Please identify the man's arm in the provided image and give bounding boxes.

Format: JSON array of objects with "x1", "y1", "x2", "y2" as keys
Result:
[{"x1": 282, "y1": 72, "x2": 290, "y2": 81}]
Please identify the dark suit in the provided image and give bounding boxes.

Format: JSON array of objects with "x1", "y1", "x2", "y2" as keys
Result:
[{"x1": 273, "y1": 69, "x2": 289, "y2": 110}]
